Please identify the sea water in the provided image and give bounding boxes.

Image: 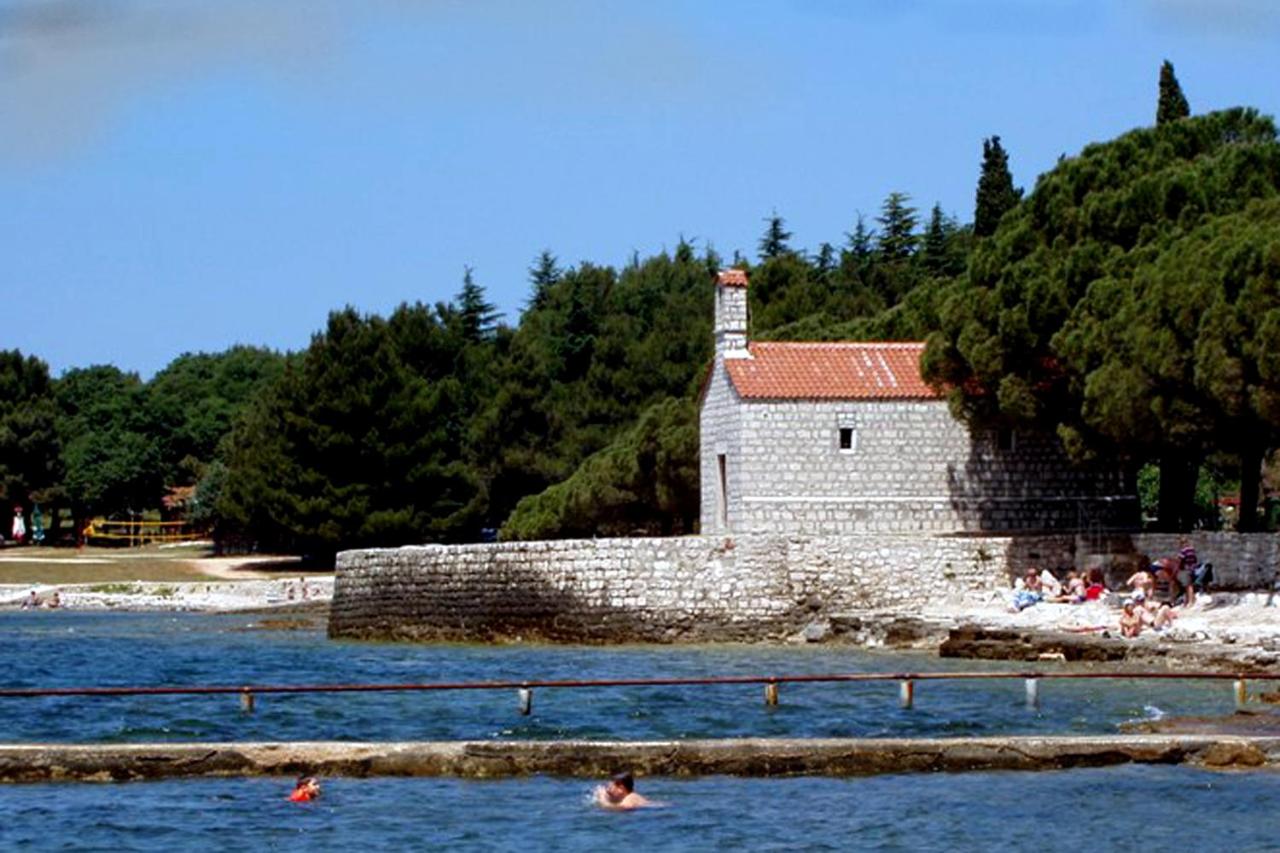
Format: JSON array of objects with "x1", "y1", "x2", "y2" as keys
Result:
[
  {"x1": 0, "y1": 612, "x2": 1241, "y2": 742},
  {"x1": 0, "y1": 612, "x2": 1276, "y2": 851}
]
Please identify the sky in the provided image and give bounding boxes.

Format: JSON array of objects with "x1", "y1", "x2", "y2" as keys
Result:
[{"x1": 3, "y1": 0, "x2": 1280, "y2": 378}]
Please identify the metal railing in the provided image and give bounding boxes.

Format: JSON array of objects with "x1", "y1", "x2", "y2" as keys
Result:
[{"x1": 1, "y1": 669, "x2": 1276, "y2": 713}]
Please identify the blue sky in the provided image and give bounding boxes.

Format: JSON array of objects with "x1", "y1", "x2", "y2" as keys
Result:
[{"x1": 4, "y1": 0, "x2": 1280, "y2": 377}]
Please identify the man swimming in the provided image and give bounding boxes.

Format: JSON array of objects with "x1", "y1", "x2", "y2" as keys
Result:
[
  {"x1": 594, "y1": 772, "x2": 653, "y2": 811},
  {"x1": 288, "y1": 776, "x2": 321, "y2": 802}
]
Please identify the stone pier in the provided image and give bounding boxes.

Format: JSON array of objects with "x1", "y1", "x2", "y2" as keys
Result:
[{"x1": 1, "y1": 736, "x2": 1276, "y2": 782}]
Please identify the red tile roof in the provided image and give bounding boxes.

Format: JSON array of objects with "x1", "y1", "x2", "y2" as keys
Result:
[
  {"x1": 717, "y1": 269, "x2": 749, "y2": 287},
  {"x1": 724, "y1": 341, "x2": 941, "y2": 400}
]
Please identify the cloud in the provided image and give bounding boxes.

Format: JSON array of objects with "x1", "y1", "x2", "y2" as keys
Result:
[
  {"x1": 0, "y1": 0, "x2": 355, "y2": 161},
  {"x1": 1138, "y1": 0, "x2": 1280, "y2": 39},
  {"x1": 0, "y1": 0, "x2": 744, "y2": 163}
]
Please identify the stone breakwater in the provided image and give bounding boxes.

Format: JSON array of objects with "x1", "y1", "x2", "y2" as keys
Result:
[
  {"x1": 329, "y1": 532, "x2": 1280, "y2": 643},
  {"x1": 1, "y1": 737, "x2": 1275, "y2": 782}
]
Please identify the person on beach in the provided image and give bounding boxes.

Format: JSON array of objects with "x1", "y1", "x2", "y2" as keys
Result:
[
  {"x1": 1119, "y1": 600, "x2": 1142, "y2": 638},
  {"x1": 594, "y1": 772, "x2": 654, "y2": 810},
  {"x1": 1139, "y1": 595, "x2": 1176, "y2": 632},
  {"x1": 1126, "y1": 566, "x2": 1154, "y2": 599},
  {"x1": 1010, "y1": 569, "x2": 1042, "y2": 612},
  {"x1": 20, "y1": 590, "x2": 40, "y2": 610},
  {"x1": 1062, "y1": 571, "x2": 1087, "y2": 603},
  {"x1": 1083, "y1": 567, "x2": 1106, "y2": 601},
  {"x1": 288, "y1": 776, "x2": 321, "y2": 802}
]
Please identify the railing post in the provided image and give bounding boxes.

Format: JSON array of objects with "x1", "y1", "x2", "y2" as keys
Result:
[
  {"x1": 1234, "y1": 678, "x2": 1247, "y2": 709},
  {"x1": 1025, "y1": 677, "x2": 1040, "y2": 711},
  {"x1": 240, "y1": 688, "x2": 255, "y2": 714},
  {"x1": 764, "y1": 681, "x2": 779, "y2": 707},
  {"x1": 517, "y1": 687, "x2": 533, "y2": 716},
  {"x1": 899, "y1": 679, "x2": 914, "y2": 710}
]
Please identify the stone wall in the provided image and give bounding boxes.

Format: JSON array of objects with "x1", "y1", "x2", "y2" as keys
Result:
[
  {"x1": 699, "y1": 359, "x2": 1137, "y2": 536},
  {"x1": 329, "y1": 531, "x2": 1279, "y2": 643}
]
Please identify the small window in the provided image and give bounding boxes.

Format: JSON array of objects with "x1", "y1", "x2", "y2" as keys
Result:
[
  {"x1": 996, "y1": 428, "x2": 1016, "y2": 452},
  {"x1": 838, "y1": 427, "x2": 858, "y2": 453}
]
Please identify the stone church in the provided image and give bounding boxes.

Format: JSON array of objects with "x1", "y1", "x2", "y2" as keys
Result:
[{"x1": 699, "y1": 269, "x2": 1137, "y2": 535}]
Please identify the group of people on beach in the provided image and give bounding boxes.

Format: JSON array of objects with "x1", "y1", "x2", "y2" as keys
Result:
[
  {"x1": 20, "y1": 589, "x2": 59, "y2": 610},
  {"x1": 1009, "y1": 539, "x2": 1214, "y2": 640}
]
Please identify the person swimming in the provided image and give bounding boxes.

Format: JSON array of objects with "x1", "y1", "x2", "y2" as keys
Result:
[
  {"x1": 288, "y1": 776, "x2": 321, "y2": 802},
  {"x1": 593, "y1": 772, "x2": 654, "y2": 811}
]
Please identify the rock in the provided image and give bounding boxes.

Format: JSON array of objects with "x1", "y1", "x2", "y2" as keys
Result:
[{"x1": 801, "y1": 620, "x2": 830, "y2": 643}]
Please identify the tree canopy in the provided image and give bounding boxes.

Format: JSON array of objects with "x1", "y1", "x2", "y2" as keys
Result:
[{"x1": 925, "y1": 108, "x2": 1280, "y2": 528}]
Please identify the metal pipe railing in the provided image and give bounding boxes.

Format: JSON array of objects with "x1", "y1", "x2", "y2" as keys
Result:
[{"x1": 0, "y1": 669, "x2": 1275, "y2": 699}]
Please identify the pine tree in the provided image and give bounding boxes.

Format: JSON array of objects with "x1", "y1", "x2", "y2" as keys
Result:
[
  {"x1": 845, "y1": 213, "x2": 874, "y2": 261},
  {"x1": 974, "y1": 136, "x2": 1022, "y2": 238},
  {"x1": 814, "y1": 242, "x2": 836, "y2": 274},
  {"x1": 1157, "y1": 59, "x2": 1190, "y2": 126},
  {"x1": 920, "y1": 203, "x2": 956, "y2": 276},
  {"x1": 527, "y1": 250, "x2": 561, "y2": 310},
  {"x1": 457, "y1": 267, "x2": 499, "y2": 342},
  {"x1": 757, "y1": 212, "x2": 793, "y2": 260},
  {"x1": 876, "y1": 192, "x2": 918, "y2": 261}
]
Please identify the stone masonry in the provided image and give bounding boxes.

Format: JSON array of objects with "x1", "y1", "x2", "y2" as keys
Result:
[
  {"x1": 329, "y1": 531, "x2": 1278, "y2": 643},
  {"x1": 699, "y1": 270, "x2": 1137, "y2": 535}
]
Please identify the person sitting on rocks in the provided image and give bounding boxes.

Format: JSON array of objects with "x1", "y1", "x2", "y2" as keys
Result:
[
  {"x1": 1010, "y1": 569, "x2": 1044, "y2": 612},
  {"x1": 1083, "y1": 567, "x2": 1107, "y2": 601},
  {"x1": 1038, "y1": 568, "x2": 1064, "y2": 600},
  {"x1": 1062, "y1": 571, "x2": 1087, "y2": 603},
  {"x1": 1138, "y1": 594, "x2": 1176, "y2": 632},
  {"x1": 1119, "y1": 600, "x2": 1142, "y2": 638},
  {"x1": 594, "y1": 772, "x2": 654, "y2": 811},
  {"x1": 20, "y1": 590, "x2": 40, "y2": 610}
]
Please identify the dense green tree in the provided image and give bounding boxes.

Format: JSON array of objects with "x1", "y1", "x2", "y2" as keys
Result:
[
  {"x1": 1157, "y1": 60, "x2": 1190, "y2": 126},
  {"x1": 919, "y1": 204, "x2": 967, "y2": 277},
  {"x1": 456, "y1": 267, "x2": 500, "y2": 343},
  {"x1": 146, "y1": 346, "x2": 284, "y2": 487},
  {"x1": 218, "y1": 306, "x2": 486, "y2": 556},
  {"x1": 927, "y1": 109, "x2": 1280, "y2": 530},
  {"x1": 876, "y1": 192, "x2": 918, "y2": 261},
  {"x1": 0, "y1": 351, "x2": 61, "y2": 513},
  {"x1": 55, "y1": 366, "x2": 163, "y2": 531},
  {"x1": 758, "y1": 212, "x2": 793, "y2": 260},
  {"x1": 527, "y1": 249, "x2": 561, "y2": 310},
  {"x1": 501, "y1": 397, "x2": 698, "y2": 539},
  {"x1": 974, "y1": 135, "x2": 1022, "y2": 238}
]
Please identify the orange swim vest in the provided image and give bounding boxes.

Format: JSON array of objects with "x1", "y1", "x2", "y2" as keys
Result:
[{"x1": 288, "y1": 788, "x2": 317, "y2": 802}]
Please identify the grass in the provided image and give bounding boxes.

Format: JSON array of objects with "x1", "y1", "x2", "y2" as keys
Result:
[{"x1": 0, "y1": 544, "x2": 218, "y2": 585}]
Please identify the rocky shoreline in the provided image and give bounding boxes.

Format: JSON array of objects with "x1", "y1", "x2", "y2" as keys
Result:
[{"x1": 0, "y1": 578, "x2": 334, "y2": 613}]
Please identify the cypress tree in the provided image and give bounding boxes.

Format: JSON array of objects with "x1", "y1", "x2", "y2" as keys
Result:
[
  {"x1": 1157, "y1": 60, "x2": 1190, "y2": 126},
  {"x1": 974, "y1": 136, "x2": 1021, "y2": 238}
]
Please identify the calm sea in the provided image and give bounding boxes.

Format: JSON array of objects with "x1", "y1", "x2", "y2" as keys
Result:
[{"x1": 0, "y1": 612, "x2": 1275, "y2": 851}]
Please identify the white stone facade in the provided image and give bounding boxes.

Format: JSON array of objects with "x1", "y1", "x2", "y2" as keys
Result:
[{"x1": 699, "y1": 275, "x2": 1137, "y2": 535}]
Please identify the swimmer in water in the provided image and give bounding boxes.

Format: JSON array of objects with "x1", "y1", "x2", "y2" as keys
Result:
[
  {"x1": 594, "y1": 772, "x2": 654, "y2": 811},
  {"x1": 288, "y1": 776, "x2": 321, "y2": 802}
]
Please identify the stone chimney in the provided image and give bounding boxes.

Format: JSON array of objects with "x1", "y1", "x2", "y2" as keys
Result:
[{"x1": 714, "y1": 269, "x2": 750, "y2": 358}]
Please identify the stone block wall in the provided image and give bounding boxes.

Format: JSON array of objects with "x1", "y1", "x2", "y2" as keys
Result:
[
  {"x1": 330, "y1": 531, "x2": 1278, "y2": 643},
  {"x1": 699, "y1": 367, "x2": 1136, "y2": 536}
]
